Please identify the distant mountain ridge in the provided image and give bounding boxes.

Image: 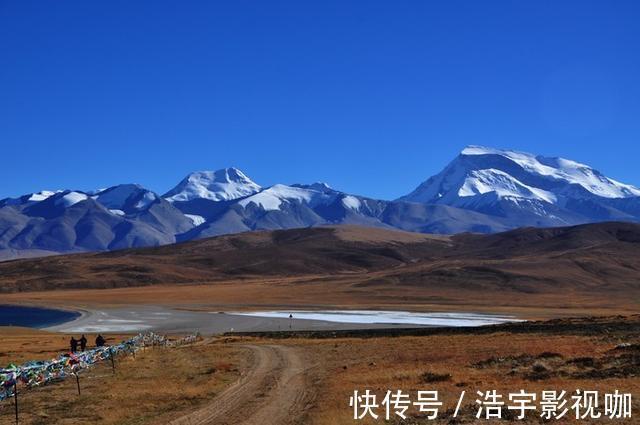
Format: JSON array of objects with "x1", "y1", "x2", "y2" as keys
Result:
[{"x1": 2, "y1": 147, "x2": 640, "y2": 260}]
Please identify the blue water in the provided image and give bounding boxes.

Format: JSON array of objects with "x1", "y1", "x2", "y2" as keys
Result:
[{"x1": 0, "y1": 305, "x2": 80, "y2": 328}]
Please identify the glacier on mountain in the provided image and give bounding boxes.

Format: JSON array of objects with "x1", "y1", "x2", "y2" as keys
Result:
[{"x1": 238, "y1": 184, "x2": 335, "y2": 211}]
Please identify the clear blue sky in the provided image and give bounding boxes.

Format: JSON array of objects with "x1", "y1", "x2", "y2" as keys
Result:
[{"x1": 2, "y1": 1, "x2": 639, "y2": 200}]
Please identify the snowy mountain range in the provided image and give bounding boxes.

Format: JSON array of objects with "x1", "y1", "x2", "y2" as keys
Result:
[{"x1": 2, "y1": 146, "x2": 639, "y2": 260}]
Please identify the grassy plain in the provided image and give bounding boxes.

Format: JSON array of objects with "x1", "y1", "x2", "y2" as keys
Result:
[{"x1": 0, "y1": 328, "x2": 243, "y2": 425}]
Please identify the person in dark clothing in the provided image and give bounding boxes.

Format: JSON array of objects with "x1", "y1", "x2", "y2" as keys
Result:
[
  {"x1": 79, "y1": 335, "x2": 87, "y2": 351},
  {"x1": 70, "y1": 336, "x2": 78, "y2": 353},
  {"x1": 95, "y1": 334, "x2": 106, "y2": 347}
]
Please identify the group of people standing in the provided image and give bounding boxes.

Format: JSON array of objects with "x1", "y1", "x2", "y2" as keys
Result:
[{"x1": 69, "y1": 334, "x2": 106, "y2": 352}]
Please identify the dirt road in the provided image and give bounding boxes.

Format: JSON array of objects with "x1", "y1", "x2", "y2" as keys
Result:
[{"x1": 169, "y1": 344, "x2": 315, "y2": 425}]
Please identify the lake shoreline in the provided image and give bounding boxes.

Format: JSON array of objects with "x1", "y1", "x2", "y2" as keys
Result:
[
  {"x1": 0, "y1": 304, "x2": 82, "y2": 328},
  {"x1": 42, "y1": 305, "x2": 521, "y2": 334}
]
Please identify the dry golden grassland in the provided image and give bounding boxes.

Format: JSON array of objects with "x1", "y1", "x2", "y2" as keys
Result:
[
  {"x1": 290, "y1": 328, "x2": 640, "y2": 424},
  {"x1": 4, "y1": 281, "x2": 638, "y2": 321},
  {"x1": 2, "y1": 318, "x2": 638, "y2": 424},
  {"x1": 0, "y1": 328, "x2": 244, "y2": 425}
]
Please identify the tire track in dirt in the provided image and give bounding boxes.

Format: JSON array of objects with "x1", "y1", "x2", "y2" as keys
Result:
[{"x1": 169, "y1": 344, "x2": 314, "y2": 425}]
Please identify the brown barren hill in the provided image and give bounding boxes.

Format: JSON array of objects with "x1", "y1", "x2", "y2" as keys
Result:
[
  {"x1": 0, "y1": 226, "x2": 449, "y2": 292},
  {"x1": 0, "y1": 222, "x2": 639, "y2": 312}
]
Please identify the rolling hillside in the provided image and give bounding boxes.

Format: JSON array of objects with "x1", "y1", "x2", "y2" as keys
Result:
[{"x1": 1, "y1": 223, "x2": 639, "y2": 310}]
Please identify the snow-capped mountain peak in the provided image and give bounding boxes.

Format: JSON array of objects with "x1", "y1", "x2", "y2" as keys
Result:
[
  {"x1": 238, "y1": 184, "x2": 334, "y2": 211},
  {"x1": 0, "y1": 190, "x2": 62, "y2": 207},
  {"x1": 92, "y1": 184, "x2": 159, "y2": 212},
  {"x1": 163, "y1": 167, "x2": 261, "y2": 202},
  {"x1": 459, "y1": 145, "x2": 640, "y2": 199},
  {"x1": 291, "y1": 182, "x2": 334, "y2": 193},
  {"x1": 401, "y1": 146, "x2": 640, "y2": 209},
  {"x1": 28, "y1": 190, "x2": 60, "y2": 202},
  {"x1": 55, "y1": 191, "x2": 89, "y2": 207}
]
